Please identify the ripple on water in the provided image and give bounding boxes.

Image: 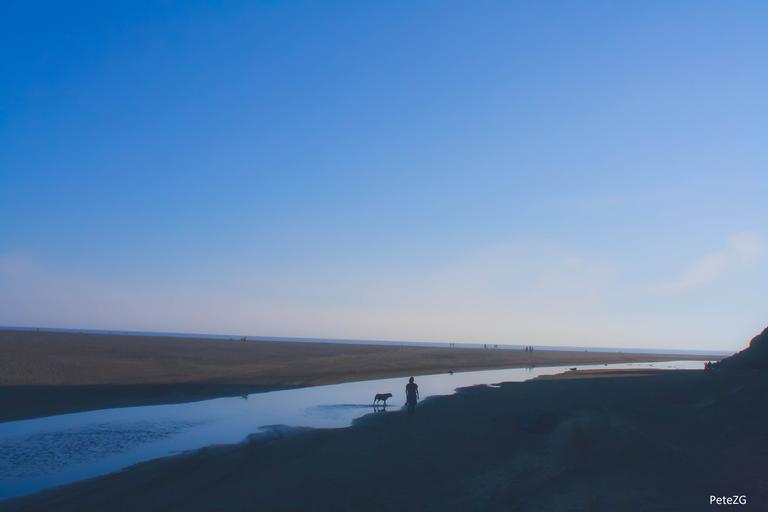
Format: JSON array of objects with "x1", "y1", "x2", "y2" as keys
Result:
[{"x1": 0, "y1": 420, "x2": 199, "y2": 478}]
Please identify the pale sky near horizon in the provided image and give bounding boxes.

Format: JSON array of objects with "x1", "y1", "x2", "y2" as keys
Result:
[{"x1": 1, "y1": 1, "x2": 767, "y2": 351}]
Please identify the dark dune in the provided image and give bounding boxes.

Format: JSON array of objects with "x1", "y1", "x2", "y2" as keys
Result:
[{"x1": 718, "y1": 325, "x2": 768, "y2": 370}]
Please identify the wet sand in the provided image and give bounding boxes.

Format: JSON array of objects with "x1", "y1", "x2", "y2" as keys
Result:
[
  {"x1": 4, "y1": 367, "x2": 761, "y2": 512},
  {"x1": 0, "y1": 330, "x2": 714, "y2": 421}
]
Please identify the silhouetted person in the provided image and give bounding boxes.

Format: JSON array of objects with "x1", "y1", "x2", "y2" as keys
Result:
[{"x1": 405, "y1": 377, "x2": 419, "y2": 416}]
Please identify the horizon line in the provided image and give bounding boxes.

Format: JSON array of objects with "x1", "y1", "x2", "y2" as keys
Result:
[{"x1": 0, "y1": 325, "x2": 734, "y2": 357}]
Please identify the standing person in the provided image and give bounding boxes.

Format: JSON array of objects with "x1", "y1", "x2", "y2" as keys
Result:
[{"x1": 405, "y1": 377, "x2": 419, "y2": 416}]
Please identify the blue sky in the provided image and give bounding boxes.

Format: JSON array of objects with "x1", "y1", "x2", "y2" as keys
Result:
[{"x1": 1, "y1": 1, "x2": 767, "y2": 350}]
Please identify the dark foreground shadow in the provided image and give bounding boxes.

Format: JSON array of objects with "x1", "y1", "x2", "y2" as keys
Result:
[{"x1": 9, "y1": 368, "x2": 767, "y2": 512}]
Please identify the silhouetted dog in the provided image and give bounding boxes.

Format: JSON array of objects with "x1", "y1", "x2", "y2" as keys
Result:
[{"x1": 373, "y1": 393, "x2": 392, "y2": 406}]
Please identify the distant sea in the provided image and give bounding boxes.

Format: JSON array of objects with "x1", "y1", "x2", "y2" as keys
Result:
[{"x1": 0, "y1": 325, "x2": 733, "y2": 356}]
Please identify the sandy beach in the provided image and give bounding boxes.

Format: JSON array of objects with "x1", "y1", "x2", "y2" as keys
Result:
[
  {"x1": 0, "y1": 330, "x2": 715, "y2": 422},
  {"x1": 4, "y1": 366, "x2": 761, "y2": 512}
]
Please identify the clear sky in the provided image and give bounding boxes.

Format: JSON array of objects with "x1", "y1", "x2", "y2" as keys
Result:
[{"x1": 1, "y1": 1, "x2": 767, "y2": 351}]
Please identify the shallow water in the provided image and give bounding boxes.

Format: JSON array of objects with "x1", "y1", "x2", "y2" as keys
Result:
[{"x1": 0, "y1": 360, "x2": 702, "y2": 500}]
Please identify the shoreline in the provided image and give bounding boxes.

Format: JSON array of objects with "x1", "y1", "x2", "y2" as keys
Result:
[
  {"x1": 0, "y1": 330, "x2": 718, "y2": 422},
  {"x1": 0, "y1": 363, "x2": 695, "y2": 503},
  {"x1": 5, "y1": 367, "x2": 763, "y2": 511},
  {"x1": 0, "y1": 362, "x2": 690, "y2": 424},
  {"x1": 1, "y1": 325, "x2": 731, "y2": 357}
]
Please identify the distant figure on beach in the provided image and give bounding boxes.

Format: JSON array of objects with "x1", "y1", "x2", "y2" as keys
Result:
[{"x1": 405, "y1": 377, "x2": 419, "y2": 416}]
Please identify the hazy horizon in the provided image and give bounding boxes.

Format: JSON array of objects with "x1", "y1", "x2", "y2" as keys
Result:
[
  {"x1": 0, "y1": 325, "x2": 734, "y2": 356},
  {"x1": 2, "y1": 2, "x2": 767, "y2": 352}
]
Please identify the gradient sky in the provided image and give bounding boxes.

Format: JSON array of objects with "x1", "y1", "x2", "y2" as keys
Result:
[{"x1": 2, "y1": 1, "x2": 767, "y2": 351}]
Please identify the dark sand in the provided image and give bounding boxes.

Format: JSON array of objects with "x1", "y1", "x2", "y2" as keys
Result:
[
  {"x1": 4, "y1": 368, "x2": 762, "y2": 512},
  {"x1": 0, "y1": 330, "x2": 713, "y2": 422}
]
